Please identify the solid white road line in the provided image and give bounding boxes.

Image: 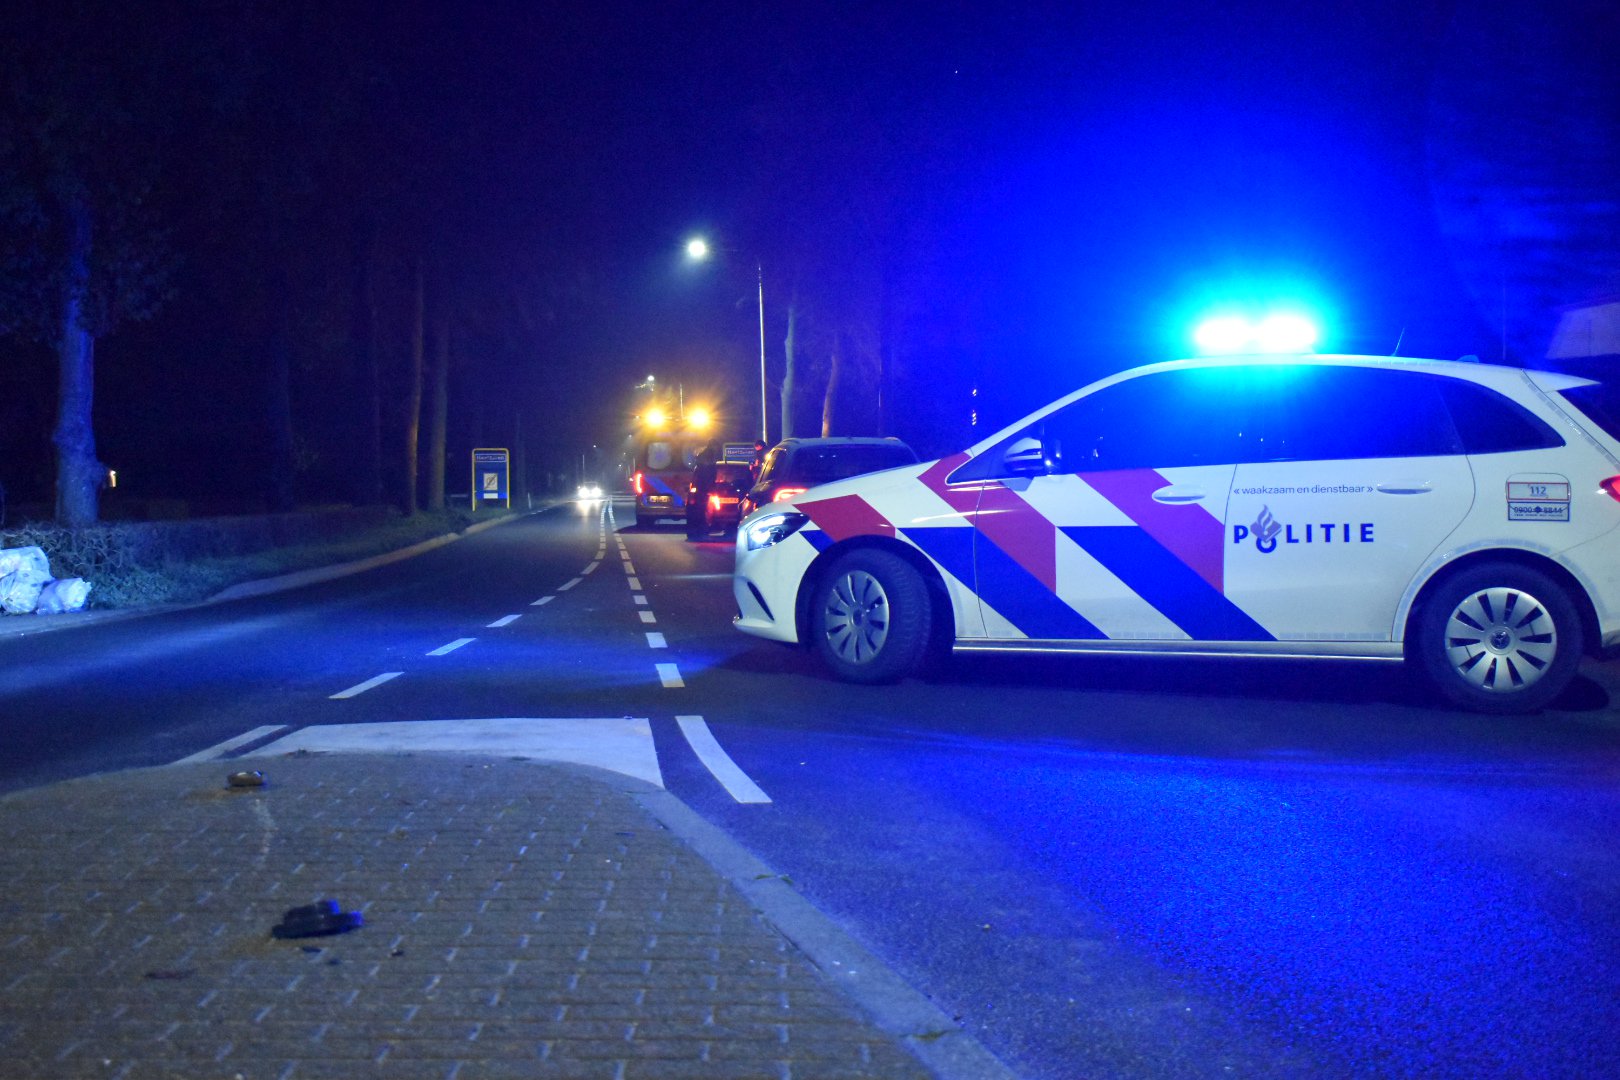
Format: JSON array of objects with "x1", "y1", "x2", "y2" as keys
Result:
[
  {"x1": 531, "y1": 595, "x2": 554, "y2": 606},
  {"x1": 675, "y1": 716, "x2": 771, "y2": 804},
  {"x1": 172, "y1": 725, "x2": 289, "y2": 765},
  {"x1": 639, "y1": 610, "x2": 656, "y2": 624},
  {"x1": 245, "y1": 717, "x2": 664, "y2": 788},
  {"x1": 487, "y1": 614, "x2": 522, "y2": 628},
  {"x1": 656, "y1": 663, "x2": 684, "y2": 688},
  {"x1": 557, "y1": 576, "x2": 583, "y2": 592},
  {"x1": 627, "y1": 577, "x2": 641, "y2": 591},
  {"x1": 428, "y1": 638, "x2": 475, "y2": 656},
  {"x1": 329, "y1": 672, "x2": 405, "y2": 700},
  {"x1": 646, "y1": 632, "x2": 667, "y2": 648}
]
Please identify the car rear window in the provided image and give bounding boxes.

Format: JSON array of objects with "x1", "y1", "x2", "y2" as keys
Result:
[
  {"x1": 714, "y1": 463, "x2": 752, "y2": 484},
  {"x1": 1557, "y1": 381, "x2": 1620, "y2": 442},
  {"x1": 642, "y1": 441, "x2": 695, "y2": 471},
  {"x1": 1439, "y1": 378, "x2": 1563, "y2": 454},
  {"x1": 788, "y1": 444, "x2": 917, "y2": 484}
]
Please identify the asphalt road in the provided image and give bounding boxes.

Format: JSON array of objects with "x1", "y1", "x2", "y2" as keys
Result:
[{"x1": 4, "y1": 497, "x2": 1619, "y2": 1079}]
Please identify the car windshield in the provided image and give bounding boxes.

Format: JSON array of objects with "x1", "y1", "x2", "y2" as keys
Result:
[
  {"x1": 784, "y1": 444, "x2": 916, "y2": 485},
  {"x1": 1557, "y1": 381, "x2": 1620, "y2": 442}
]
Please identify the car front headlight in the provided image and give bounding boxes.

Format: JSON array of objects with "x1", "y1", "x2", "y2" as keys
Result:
[{"x1": 745, "y1": 510, "x2": 808, "y2": 551}]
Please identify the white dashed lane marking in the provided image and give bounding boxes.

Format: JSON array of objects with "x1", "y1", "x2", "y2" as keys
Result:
[
  {"x1": 428, "y1": 638, "x2": 475, "y2": 656},
  {"x1": 627, "y1": 577, "x2": 642, "y2": 591},
  {"x1": 676, "y1": 715, "x2": 771, "y2": 804},
  {"x1": 634, "y1": 595, "x2": 648, "y2": 606},
  {"x1": 531, "y1": 595, "x2": 554, "y2": 606},
  {"x1": 584, "y1": 561, "x2": 600, "y2": 574},
  {"x1": 487, "y1": 614, "x2": 522, "y2": 628},
  {"x1": 656, "y1": 663, "x2": 684, "y2": 688},
  {"x1": 329, "y1": 672, "x2": 404, "y2": 700},
  {"x1": 557, "y1": 577, "x2": 583, "y2": 592},
  {"x1": 646, "y1": 632, "x2": 667, "y2": 649},
  {"x1": 639, "y1": 611, "x2": 656, "y2": 624}
]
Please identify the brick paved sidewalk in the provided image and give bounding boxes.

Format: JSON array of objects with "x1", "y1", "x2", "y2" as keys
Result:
[{"x1": 0, "y1": 755, "x2": 942, "y2": 1079}]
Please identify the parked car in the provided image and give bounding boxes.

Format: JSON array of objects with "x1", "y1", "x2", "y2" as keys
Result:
[
  {"x1": 733, "y1": 354, "x2": 1620, "y2": 713},
  {"x1": 687, "y1": 451, "x2": 755, "y2": 539},
  {"x1": 738, "y1": 437, "x2": 920, "y2": 519}
]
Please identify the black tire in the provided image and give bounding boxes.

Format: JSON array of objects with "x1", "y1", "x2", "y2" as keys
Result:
[
  {"x1": 809, "y1": 548, "x2": 932, "y2": 684},
  {"x1": 1413, "y1": 562, "x2": 1583, "y2": 713}
]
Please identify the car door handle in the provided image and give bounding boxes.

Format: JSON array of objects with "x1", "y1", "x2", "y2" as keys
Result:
[
  {"x1": 1375, "y1": 481, "x2": 1433, "y2": 495},
  {"x1": 1151, "y1": 485, "x2": 1207, "y2": 503}
]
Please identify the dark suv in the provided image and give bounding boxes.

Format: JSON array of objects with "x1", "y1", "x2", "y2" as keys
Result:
[{"x1": 739, "y1": 437, "x2": 919, "y2": 519}]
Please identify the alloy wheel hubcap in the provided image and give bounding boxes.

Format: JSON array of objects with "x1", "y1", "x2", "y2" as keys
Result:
[
  {"x1": 1443, "y1": 586, "x2": 1557, "y2": 693},
  {"x1": 824, "y1": 570, "x2": 890, "y2": 663}
]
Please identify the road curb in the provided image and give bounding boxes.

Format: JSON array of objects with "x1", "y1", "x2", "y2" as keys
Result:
[{"x1": 631, "y1": 786, "x2": 1021, "y2": 1080}]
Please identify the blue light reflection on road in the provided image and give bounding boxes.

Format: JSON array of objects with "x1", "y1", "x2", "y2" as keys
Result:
[{"x1": 698, "y1": 719, "x2": 1620, "y2": 1076}]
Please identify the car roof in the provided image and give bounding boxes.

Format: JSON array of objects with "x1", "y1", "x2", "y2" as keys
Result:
[
  {"x1": 963, "y1": 353, "x2": 1596, "y2": 457},
  {"x1": 773, "y1": 437, "x2": 910, "y2": 449}
]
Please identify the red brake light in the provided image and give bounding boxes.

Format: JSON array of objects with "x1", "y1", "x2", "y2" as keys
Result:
[
  {"x1": 1602, "y1": 476, "x2": 1620, "y2": 502},
  {"x1": 772, "y1": 486, "x2": 807, "y2": 502},
  {"x1": 633, "y1": 471, "x2": 644, "y2": 495}
]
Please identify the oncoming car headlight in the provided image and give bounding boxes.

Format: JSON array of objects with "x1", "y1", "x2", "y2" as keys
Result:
[{"x1": 745, "y1": 511, "x2": 808, "y2": 551}]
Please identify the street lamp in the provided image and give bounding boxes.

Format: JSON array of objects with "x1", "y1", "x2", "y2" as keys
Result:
[{"x1": 685, "y1": 236, "x2": 768, "y2": 444}]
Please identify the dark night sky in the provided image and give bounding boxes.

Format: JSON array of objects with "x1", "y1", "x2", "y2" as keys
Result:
[{"x1": 3, "y1": 0, "x2": 1617, "y2": 510}]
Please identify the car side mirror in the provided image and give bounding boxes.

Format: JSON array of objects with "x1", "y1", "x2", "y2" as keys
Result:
[{"x1": 1002, "y1": 437, "x2": 1047, "y2": 476}]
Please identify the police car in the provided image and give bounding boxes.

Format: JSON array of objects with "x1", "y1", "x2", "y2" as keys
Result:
[{"x1": 733, "y1": 355, "x2": 1620, "y2": 712}]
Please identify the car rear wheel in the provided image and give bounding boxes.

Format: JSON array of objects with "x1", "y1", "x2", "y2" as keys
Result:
[
  {"x1": 810, "y1": 549, "x2": 931, "y2": 684},
  {"x1": 1414, "y1": 563, "x2": 1582, "y2": 713}
]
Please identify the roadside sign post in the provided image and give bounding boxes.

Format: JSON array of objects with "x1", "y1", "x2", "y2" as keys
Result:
[{"x1": 472, "y1": 448, "x2": 510, "y2": 510}]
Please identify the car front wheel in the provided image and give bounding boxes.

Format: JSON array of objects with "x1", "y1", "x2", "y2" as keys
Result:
[
  {"x1": 810, "y1": 549, "x2": 931, "y2": 684},
  {"x1": 1414, "y1": 563, "x2": 1583, "y2": 713}
]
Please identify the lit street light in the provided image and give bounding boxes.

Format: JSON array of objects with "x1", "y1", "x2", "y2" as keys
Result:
[{"x1": 685, "y1": 236, "x2": 768, "y2": 444}]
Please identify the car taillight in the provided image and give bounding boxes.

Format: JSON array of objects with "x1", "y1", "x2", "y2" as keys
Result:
[
  {"x1": 772, "y1": 487, "x2": 807, "y2": 502},
  {"x1": 709, "y1": 493, "x2": 722, "y2": 511},
  {"x1": 633, "y1": 472, "x2": 644, "y2": 495},
  {"x1": 1603, "y1": 476, "x2": 1620, "y2": 502}
]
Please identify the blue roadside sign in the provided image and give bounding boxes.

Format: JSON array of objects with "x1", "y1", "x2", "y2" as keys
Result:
[{"x1": 472, "y1": 448, "x2": 510, "y2": 509}]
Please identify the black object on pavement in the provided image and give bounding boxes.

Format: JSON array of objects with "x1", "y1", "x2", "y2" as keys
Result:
[{"x1": 271, "y1": 900, "x2": 363, "y2": 939}]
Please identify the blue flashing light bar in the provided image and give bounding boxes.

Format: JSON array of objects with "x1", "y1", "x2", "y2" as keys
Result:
[{"x1": 1193, "y1": 312, "x2": 1319, "y2": 355}]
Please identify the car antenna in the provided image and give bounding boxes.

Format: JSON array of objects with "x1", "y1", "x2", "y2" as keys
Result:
[{"x1": 1390, "y1": 327, "x2": 1406, "y2": 357}]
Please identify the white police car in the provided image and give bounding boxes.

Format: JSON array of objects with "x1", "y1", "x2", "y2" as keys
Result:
[{"x1": 733, "y1": 355, "x2": 1620, "y2": 712}]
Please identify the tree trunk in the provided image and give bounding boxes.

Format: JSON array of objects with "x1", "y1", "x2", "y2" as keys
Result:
[
  {"x1": 781, "y1": 288, "x2": 799, "y2": 440},
  {"x1": 53, "y1": 195, "x2": 100, "y2": 526},
  {"x1": 821, "y1": 330, "x2": 845, "y2": 437},
  {"x1": 427, "y1": 313, "x2": 449, "y2": 511},
  {"x1": 512, "y1": 409, "x2": 526, "y2": 504},
  {"x1": 357, "y1": 222, "x2": 384, "y2": 505},
  {"x1": 402, "y1": 259, "x2": 425, "y2": 515},
  {"x1": 266, "y1": 268, "x2": 296, "y2": 513}
]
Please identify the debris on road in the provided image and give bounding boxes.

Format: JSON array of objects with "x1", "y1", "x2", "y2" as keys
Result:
[{"x1": 271, "y1": 900, "x2": 363, "y2": 940}]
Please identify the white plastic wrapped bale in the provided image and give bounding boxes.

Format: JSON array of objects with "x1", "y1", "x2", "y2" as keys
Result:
[
  {"x1": 35, "y1": 577, "x2": 92, "y2": 614},
  {"x1": 0, "y1": 546, "x2": 53, "y2": 615}
]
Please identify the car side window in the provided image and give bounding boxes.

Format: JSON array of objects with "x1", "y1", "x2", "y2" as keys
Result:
[
  {"x1": 1438, "y1": 378, "x2": 1564, "y2": 453},
  {"x1": 958, "y1": 364, "x2": 1470, "y2": 482},
  {"x1": 1256, "y1": 367, "x2": 1461, "y2": 460}
]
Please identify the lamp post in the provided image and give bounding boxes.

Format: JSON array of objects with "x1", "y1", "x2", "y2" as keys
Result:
[{"x1": 685, "y1": 237, "x2": 768, "y2": 444}]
